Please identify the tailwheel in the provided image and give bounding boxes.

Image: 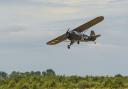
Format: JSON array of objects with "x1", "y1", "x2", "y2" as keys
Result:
[
  {"x1": 94, "y1": 41, "x2": 96, "y2": 44},
  {"x1": 67, "y1": 45, "x2": 70, "y2": 49}
]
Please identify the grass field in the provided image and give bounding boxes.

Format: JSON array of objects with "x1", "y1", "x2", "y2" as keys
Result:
[{"x1": 0, "y1": 69, "x2": 128, "y2": 89}]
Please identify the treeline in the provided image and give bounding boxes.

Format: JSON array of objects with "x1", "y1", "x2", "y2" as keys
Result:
[{"x1": 0, "y1": 69, "x2": 128, "y2": 89}]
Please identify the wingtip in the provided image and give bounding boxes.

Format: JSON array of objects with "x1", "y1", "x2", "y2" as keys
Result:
[
  {"x1": 46, "y1": 41, "x2": 56, "y2": 45},
  {"x1": 46, "y1": 42, "x2": 51, "y2": 45},
  {"x1": 99, "y1": 16, "x2": 104, "y2": 20},
  {"x1": 46, "y1": 42, "x2": 49, "y2": 45}
]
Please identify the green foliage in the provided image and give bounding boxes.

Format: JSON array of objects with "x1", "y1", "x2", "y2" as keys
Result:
[
  {"x1": 0, "y1": 71, "x2": 8, "y2": 80},
  {"x1": 0, "y1": 69, "x2": 128, "y2": 89}
]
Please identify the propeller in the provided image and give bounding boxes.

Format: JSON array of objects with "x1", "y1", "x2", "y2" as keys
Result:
[{"x1": 65, "y1": 28, "x2": 70, "y2": 38}]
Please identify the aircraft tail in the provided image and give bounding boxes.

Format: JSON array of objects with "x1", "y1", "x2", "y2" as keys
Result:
[
  {"x1": 90, "y1": 30, "x2": 101, "y2": 38},
  {"x1": 90, "y1": 30, "x2": 95, "y2": 37},
  {"x1": 89, "y1": 30, "x2": 101, "y2": 41}
]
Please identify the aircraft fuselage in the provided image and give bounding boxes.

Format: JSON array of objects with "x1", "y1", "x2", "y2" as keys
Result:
[
  {"x1": 68, "y1": 31, "x2": 82, "y2": 41},
  {"x1": 67, "y1": 31, "x2": 88, "y2": 42},
  {"x1": 67, "y1": 30, "x2": 101, "y2": 46}
]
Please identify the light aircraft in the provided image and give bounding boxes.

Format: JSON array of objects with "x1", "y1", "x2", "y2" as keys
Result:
[{"x1": 47, "y1": 16, "x2": 104, "y2": 49}]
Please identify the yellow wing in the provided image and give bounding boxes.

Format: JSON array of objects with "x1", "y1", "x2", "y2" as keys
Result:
[
  {"x1": 73, "y1": 16, "x2": 104, "y2": 32},
  {"x1": 47, "y1": 34, "x2": 67, "y2": 45}
]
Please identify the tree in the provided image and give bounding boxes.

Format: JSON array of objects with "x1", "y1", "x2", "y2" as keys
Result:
[
  {"x1": 0, "y1": 71, "x2": 8, "y2": 79},
  {"x1": 46, "y1": 69, "x2": 56, "y2": 76}
]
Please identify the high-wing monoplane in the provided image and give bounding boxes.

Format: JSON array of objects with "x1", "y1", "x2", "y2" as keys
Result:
[{"x1": 47, "y1": 16, "x2": 104, "y2": 49}]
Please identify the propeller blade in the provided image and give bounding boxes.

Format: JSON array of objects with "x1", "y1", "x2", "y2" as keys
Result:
[
  {"x1": 66, "y1": 28, "x2": 70, "y2": 36},
  {"x1": 66, "y1": 28, "x2": 70, "y2": 33},
  {"x1": 64, "y1": 28, "x2": 70, "y2": 39}
]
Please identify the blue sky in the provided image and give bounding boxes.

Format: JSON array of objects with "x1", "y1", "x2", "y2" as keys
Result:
[{"x1": 0, "y1": 0, "x2": 128, "y2": 76}]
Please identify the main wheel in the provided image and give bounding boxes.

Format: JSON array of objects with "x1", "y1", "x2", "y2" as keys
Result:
[
  {"x1": 77, "y1": 41, "x2": 80, "y2": 44},
  {"x1": 67, "y1": 45, "x2": 70, "y2": 49}
]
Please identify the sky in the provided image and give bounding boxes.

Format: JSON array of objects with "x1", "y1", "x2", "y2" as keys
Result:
[{"x1": 0, "y1": 0, "x2": 128, "y2": 76}]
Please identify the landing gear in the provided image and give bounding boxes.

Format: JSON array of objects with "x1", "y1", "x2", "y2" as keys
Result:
[
  {"x1": 77, "y1": 41, "x2": 80, "y2": 44},
  {"x1": 67, "y1": 41, "x2": 74, "y2": 49},
  {"x1": 67, "y1": 45, "x2": 70, "y2": 49}
]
